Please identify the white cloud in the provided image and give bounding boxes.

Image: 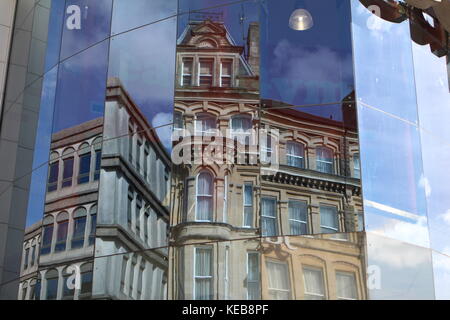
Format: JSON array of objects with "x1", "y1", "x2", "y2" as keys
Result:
[
  {"x1": 440, "y1": 209, "x2": 450, "y2": 225},
  {"x1": 419, "y1": 175, "x2": 432, "y2": 198},
  {"x1": 152, "y1": 112, "x2": 173, "y2": 149}
]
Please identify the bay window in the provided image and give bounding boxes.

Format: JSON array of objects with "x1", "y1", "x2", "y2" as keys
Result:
[
  {"x1": 196, "y1": 172, "x2": 214, "y2": 221},
  {"x1": 194, "y1": 247, "x2": 213, "y2": 300}
]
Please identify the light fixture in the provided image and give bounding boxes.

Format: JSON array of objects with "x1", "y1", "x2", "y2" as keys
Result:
[{"x1": 289, "y1": 0, "x2": 313, "y2": 31}]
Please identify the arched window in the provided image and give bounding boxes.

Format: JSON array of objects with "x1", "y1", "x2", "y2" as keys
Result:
[
  {"x1": 89, "y1": 205, "x2": 97, "y2": 246},
  {"x1": 92, "y1": 137, "x2": 102, "y2": 181},
  {"x1": 45, "y1": 269, "x2": 59, "y2": 300},
  {"x1": 62, "y1": 148, "x2": 75, "y2": 188},
  {"x1": 195, "y1": 114, "x2": 216, "y2": 136},
  {"x1": 55, "y1": 212, "x2": 69, "y2": 252},
  {"x1": 231, "y1": 115, "x2": 252, "y2": 145},
  {"x1": 316, "y1": 147, "x2": 334, "y2": 174},
  {"x1": 41, "y1": 215, "x2": 54, "y2": 255},
  {"x1": 78, "y1": 143, "x2": 91, "y2": 184},
  {"x1": 47, "y1": 152, "x2": 59, "y2": 192},
  {"x1": 286, "y1": 141, "x2": 305, "y2": 168},
  {"x1": 62, "y1": 266, "x2": 75, "y2": 300},
  {"x1": 80, "y1": 263, "x2": 93, "y2": 298},
  {"x1": 72, "y1": 207, "x2": 87, "y2": 249},
  {"x1": 196, "y1": 172, "x2": 214, "y2": 221}
]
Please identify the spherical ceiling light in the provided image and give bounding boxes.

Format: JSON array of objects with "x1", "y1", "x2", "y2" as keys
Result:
[{"x1": 289, "y1": 8, "x2": 313, "y2": 31}]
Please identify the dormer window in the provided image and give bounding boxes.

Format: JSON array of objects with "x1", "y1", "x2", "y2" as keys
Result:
[
  {"x1": 220, "y1": 59, "x2": 232, "y2": 87},
  {"x1": 181, "y1": 58, "x2": 193, "y2": 86},
  {"x1": 199, "y1": 58, "x2": 214, "y2": 87}
]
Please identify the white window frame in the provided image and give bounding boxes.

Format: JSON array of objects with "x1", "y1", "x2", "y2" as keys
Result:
[
  {"x1": 194, "y1": 113, "x2": 216, "y2": 136},
  {"x1": 261, "y1": 197, "x2": 278, "y2": 237},
  {"x1": 181, "y1": 57, "x2": 193, "y2": 86},
  {"x1": 230, "y1": 115, "x2": 253, "y2": 146},
  {"x1": 303, "y1": 266, "x2": 326, "y2": 300},
  {"x1": 286, "y1": 141, "x2": 305, "y2": 168},
  {"x1": 193, "y1": 246, "x2": 213, "y2": 300},
  {"x1": 316, "y1": 147, "x2": 334, "y2": 174},
  {"x1": 195, "y1": 172, "x2": 214, "y2": 222},
  {"x1": 319, "y1": 205, "x2": 339, "y2": 234},
  {"x1": 336, "y1": 271, "x2": 358, "y2": 300},
  {"x1": 288, "y1": 200, "x2": 308, "y2": 235},
  {"x1": 266, "y1": 260, "x2": 291, "y2": 300}
]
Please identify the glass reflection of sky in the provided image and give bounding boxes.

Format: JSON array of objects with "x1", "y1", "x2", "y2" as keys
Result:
[
  {"x1": 351, "y1": 0, "x2": 419, "y2": 123},
  {"x1": 60, "y1": 0, "x2": 113, "y2": 60},
  {"x1": 412, "y1": 40, "x2": 450, "y2": 254},
  {"x1": 366, "y1": 232, "x2": 435, "y2": 300},
  {"x1": 260, "y1": 0, "x2": 354, "y2": 120},
  {"x1": 26, "y1": 67, "x2": 59, "y2": 227},
  {"x1": 358, "y1": 104, "x2": 429, "y2": 247},
  {"x1": 52, "y1": 40, "x2": 110, "y2": 133},
  {"x1": 109, "y1": 0, "x2": 178, "y2": 151}
]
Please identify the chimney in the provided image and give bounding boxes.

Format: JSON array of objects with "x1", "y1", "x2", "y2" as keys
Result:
[{"x1": 246, "y1": 22, "x2": 260, "y2": 76}]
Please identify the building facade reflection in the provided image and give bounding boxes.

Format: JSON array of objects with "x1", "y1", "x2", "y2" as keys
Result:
[{"x1": 0, "y1": 0, "x2": 449, "y2": 300}]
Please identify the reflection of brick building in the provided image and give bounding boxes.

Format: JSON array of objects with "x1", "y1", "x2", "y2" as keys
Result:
[
  {"x1": 261, "y1": 234, "x2": 367, "y2": 300},
  {"x1": 169, "y1": 20, "x2": 261, "y2": 300},
  {"x1": 169, "y1": 19, "x2": 364, "y2": 300},
  {"x1": 260, "y1": 102, "x2": 363, "y2": 239},
  {"x1": 18, "y1": 79, "x2": 170, "y2": 300}
]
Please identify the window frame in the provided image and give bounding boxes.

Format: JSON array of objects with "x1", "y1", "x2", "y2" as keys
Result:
[
  {"x1": 319, "y1": 204, "x2": 340, "y2": 234},
  {"x1": 193, "y1": 246, "x2": 213, "y2": 300},
  {"x1": 220, "y1": 58, "x2": 233, "y2": 87},
  {"x1": 198, "y1": 58, "x2": 214, "y2": 87},
  {"x1": 266, "y1": 260, "x2": 291, "y2": 300},
  {"x1": 302, "y1": 266, "x2": 326, "y2": 300},
  {"x1": 316, "y1": 146, "x2": 334, "y2": 174},
  {"x1": 261, "y1": 197, "x2": 278, "y2": 237},
  {"x1": 195, "y1": 171, "x2": 214, "y2": 222},
  {"x1": 181, "y1": 57, "x2": 193, "y2": 86},
  {"x1": 286, "y1": 141, "x2": 305, "y2": 169},
  {"x1": 288, "y1": 200, "x2": 308, "y2": 235}
]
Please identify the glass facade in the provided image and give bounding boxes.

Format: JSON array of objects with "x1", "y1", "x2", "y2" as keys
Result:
[{"x1": 0, "y1": 0, "x2": 449, "y2": 301}]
